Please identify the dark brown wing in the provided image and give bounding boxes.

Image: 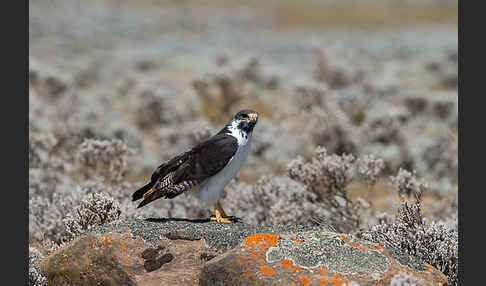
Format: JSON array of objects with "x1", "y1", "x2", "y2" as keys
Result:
[
  {"x1": 133, "y1": 134, "x2": 238, "y2": 208},
  {"x1": 172, "y1": 134, "x2": 239, "y2": 183}
]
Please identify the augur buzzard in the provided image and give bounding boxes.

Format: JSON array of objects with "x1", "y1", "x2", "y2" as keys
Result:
[{"x1": 132, "y1": 110, "x2": 259, "y2": 223}]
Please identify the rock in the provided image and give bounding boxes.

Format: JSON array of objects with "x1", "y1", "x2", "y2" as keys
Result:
[
  {"x1": 40, "y1": 231, "x2": 218, "y2": 286},
  {"x1": 200, "y1": 231, "x2": 449, "y2": 286},
  {"x1": 40, "y1": 218, "x2": 308, "y2": 285},
  {"x1": 39, "y1": 219, "x2": 448, "y2": 286}
]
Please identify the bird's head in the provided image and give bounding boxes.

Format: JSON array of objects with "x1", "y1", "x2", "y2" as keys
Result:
[{"x1": 232, "y1": 109, "x2": 259, "y2": 133}]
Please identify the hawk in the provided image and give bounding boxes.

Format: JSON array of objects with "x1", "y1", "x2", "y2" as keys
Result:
[{"x1": 132, "y1": 109, "x2": 259, "y2": 223}]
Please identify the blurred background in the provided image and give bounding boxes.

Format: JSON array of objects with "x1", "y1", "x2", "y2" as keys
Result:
[{"x1": 29, "y1": 0, "x2": 457, "y2": 247}]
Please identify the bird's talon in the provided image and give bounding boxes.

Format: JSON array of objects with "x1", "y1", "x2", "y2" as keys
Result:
[{"x1": 210, "y1": 216, "x2": 232, "y2": 223}]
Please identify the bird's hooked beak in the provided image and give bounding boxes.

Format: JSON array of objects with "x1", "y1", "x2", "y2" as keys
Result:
[{"x1": 246, "y1": 112, "x2": 258, "y2": 123}]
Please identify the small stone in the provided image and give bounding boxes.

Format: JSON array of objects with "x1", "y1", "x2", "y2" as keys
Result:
[
  {"x1": 144, "y1": 253, "x2": 174, "y2": 272},
  {"x1": 141, "y1": 248, "x2": 158, "y2": 260}
]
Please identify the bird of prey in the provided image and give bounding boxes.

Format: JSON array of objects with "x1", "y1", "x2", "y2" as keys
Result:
[{"x1": 132, "y1": 109, "x2": 259, "y2": 223}]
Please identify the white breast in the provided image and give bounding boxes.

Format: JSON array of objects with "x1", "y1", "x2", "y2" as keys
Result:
[{"x1": 196, "y1": 126, "x2": 252, "y2": 208}]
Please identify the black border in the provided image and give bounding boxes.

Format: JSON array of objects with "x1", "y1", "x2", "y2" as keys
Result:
[
  {"x1": 457, "y1": 0, "x2": 466, "y2": 284},
  {"x1": 9, "y1": 0, "x2": 28, "y2": 284}
]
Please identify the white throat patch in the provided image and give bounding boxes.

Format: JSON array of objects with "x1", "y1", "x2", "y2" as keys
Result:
[{"x1": 228, "y1": 120, "x2": 250, "y2": 145}]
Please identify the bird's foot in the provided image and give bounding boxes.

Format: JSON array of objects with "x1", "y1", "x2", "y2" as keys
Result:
[
  {"x1": 210, "y1": 208, "x2": 232, "y2": 223},
  {"x1": 210, "y1": 216, "x2": 232, "y2": 223}
]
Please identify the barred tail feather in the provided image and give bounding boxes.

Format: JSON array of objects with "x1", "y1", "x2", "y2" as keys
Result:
[
  {"x1": 135, "y1": 180, "x2": 200, "y2": 208},
  {"x1": 136, "y1": 191, "x2": 163, "y2": 208},
  {"x1": 132, "y1": 181, "x2": 155, "y2": 202}
]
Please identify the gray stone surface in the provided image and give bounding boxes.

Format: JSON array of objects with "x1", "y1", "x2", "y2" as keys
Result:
[{"x1": 92, "y1": 218, "x2": 313, "y2": 252}]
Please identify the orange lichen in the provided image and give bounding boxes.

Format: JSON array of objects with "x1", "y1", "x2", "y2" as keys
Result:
[
  {"x1": 320, "y1": 277, "x2": 350, "y2": 286},
  {"x1": 300, "y1": 276, "x2": 311, "y2": 286},
  {"x1": 340, "y1": 235, "x2": 367, "y2": 251},
  {"x1": 292, "y1": 264, "x2": 303, "y2": 271},
  {"x1": 369, "y1": 244, "x2": 384, "y2": 251},
  {"x1": 424, "y1": 264, "x2": 443, "y2": 277},
  {"x1": 328, "y1": 277, "x2": 348, "y2": 286},
  {"x1": 281, "y1": 260, "x2": 293, "y2": 268},
  {"x1": 126, "y1": 258, "x2": 131, "y2": 263},
  {"x1": 244, "y1": 233, "x2": 279, "y2": 251},
  {"x1": 280, "y1": 259, "x2": 303, "y2": 273},
  {"x1": 121, "y1": 243, "x2": 126, "y2": 249},
  {"x1": 235, "y1": 234, "x2": 282, "y2": 282},
  {"x1": 260, "y1": 265, "x2": 276, "y2": 277},
  {"x1": 290, "y1": 237, "x2": 303, "y2": 243}
]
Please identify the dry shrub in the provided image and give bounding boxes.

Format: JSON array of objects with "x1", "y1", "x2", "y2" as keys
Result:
[
  {"x1": 313, "y1": 48, "x2": 366, "y2": 89},
  {"x1": 133, "y1": 88, "x2": 172, "y2": 130},
  {"x1": 286, "y1": 147, "x2": 360, "y2": 232},
  {"x1": 192, "y1": 56, "x2": 278, "y2": 123},
  {"x1": 29, "y1": 192, "x2": 83, "y2": 243},
  {"x1": 287, "y1": 147, "x2": 355, "y2": 199},
  {"x1": 77, "y1": 138, "x2": 134, "y2": 183},
  {"x1": 357, "y1": 154, "x2": 385, "y2": 187},
  {"x1": 29, "y1": 266, "x2": 47, "y2": 286},
  {"x1": 357, "y1": 169, "x2": 458, "y2": 286},
  {"x1": 63, "y1": 192, "x2": 121, "y2": 236},
  {"x1": 225, "y1": 147, "x2": 385, "y2": 233},
  {"x1": 29, "y1": 61, "x2": 70, "y2": 100},
  {"x1": 224, "y1": 176, "x2": 324, "y2": 227},
  {"x1": 390, "y1": 168, "x2": 428, "y2": 200},
  {"x1": 424, "y1": 50, "x2": 458, "y2": 90},
  {"x1": 295, "y1": 85, "x2": 358, "y2": 155},
  {"x1": 29, "y1": 247, "x2": 47, "y2": 286}
]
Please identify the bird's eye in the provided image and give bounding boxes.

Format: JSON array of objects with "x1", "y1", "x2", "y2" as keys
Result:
[{"x1": 241, "y1": 114, "x2": 249, "y2": 119}]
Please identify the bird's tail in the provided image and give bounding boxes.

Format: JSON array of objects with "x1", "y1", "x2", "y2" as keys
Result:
[
  {"x1": 132, "y1": 181, "x2": 155, "y2": 202},
  {"x1": 136, "y1": 188, "x2": 165, "y2": 208}
]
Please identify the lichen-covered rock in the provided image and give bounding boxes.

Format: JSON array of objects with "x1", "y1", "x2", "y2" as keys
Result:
[
  {"x1": 39, "y1": 218, "x2": 308, "y2": 285},
  {"x1": 200, "y1": 231, "x2": 449, "y2": 286},
  {"x1": 39, "y1": 219, "x2": 448, "y2": 286}
]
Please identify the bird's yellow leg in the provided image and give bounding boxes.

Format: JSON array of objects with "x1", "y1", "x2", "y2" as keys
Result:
[
  {"x1": 216, "y1": 201, "x2": 227, "y2": 217},
  {"x1": 210, "y1": 202, "x2": 231, "y2": 223}
]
